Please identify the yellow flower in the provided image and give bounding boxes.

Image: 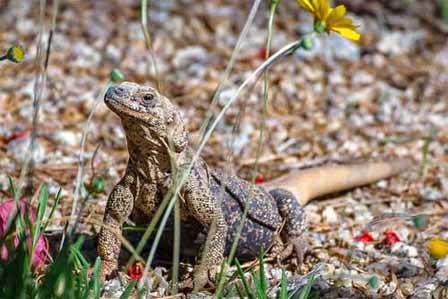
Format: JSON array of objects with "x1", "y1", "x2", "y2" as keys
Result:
[
  {"x1": 297, "y1": 0, "x2": 360, "y2": 41},
  {"x1": 427, "y1": 237, "x2": 448, "y2": 259},
  {"x1": 6, "y1": 45, "x2": 25, "y2": 63}
]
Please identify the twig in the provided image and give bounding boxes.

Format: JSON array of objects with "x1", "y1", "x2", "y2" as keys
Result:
[
  {"x1": 15, "y1": 0, "x2": 49, "y2": 200},
  {"x1": 194, "y1": 0, "x2": 263, "y2": 148},
  {"x1": 66, "y1": 83, "x2": 111, "y2": 240},
  {"x1": 141, "y1": 0, "x2": 162, "y2": 90}
]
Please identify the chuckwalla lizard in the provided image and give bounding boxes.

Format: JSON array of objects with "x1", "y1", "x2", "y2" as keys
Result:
[{"x1": 98, "y1": 82, "x2": 411, "y2": 288}]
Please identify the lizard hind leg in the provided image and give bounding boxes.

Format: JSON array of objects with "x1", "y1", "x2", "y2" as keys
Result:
[
  {"x1": 269, "y1": 188, "x2": 308, "y2": 264},
  {"x1": 97, "y1": 171, "x2": 140, "y2": 281}
]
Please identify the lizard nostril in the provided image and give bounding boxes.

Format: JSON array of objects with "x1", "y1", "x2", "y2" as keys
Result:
[{"x1": 114, "y1": 86, "x2": 126, "y2": 96}]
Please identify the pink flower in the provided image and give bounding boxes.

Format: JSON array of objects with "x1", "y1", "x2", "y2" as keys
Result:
[{"x1": 0, "y1": 199, "x2": 48, "y2": 268}]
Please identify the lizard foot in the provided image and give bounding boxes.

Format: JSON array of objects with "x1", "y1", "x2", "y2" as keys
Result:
[
  {"x1": 270, "y1": 237, "x2": 294, "y2": 261},
  {"x1": 193, "y1": 265, "x2": 219, "y2": 291},
  {"x1": 290, "y1": 236, "x2": 308, "y2": 266},
  {"x1": 278, "y1": 243, "x2": 294, "y2": 261}
]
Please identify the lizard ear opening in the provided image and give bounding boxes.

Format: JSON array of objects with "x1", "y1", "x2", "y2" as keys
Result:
[{"x1": 166, "y1": 110, "x2": 188, "y2": 153}]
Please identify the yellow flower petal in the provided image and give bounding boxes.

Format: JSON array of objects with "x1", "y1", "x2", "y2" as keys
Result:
[
  {"x1": 297, "y1": 0, "x2": 361, "y2": 42},
  {"x1": 331, "y1": 17, "x2": 354, "y2": 27},
  {"x1": 297, "y1": 0, "x2": 316, "y2": 13},
  {"x1": 326, "y1": 5, "x2": 347, "y2": 26},
  {"x1": 331, "y1": 27, "x2": 361, "y2": 41},
  {"x1": 313, "y1": 0, "x2": 322, "y2": 19},
  {"x1": 318, "y1": 0, "x2": 331, "y2": 20},
  {"x1": 311, "y1": 0, "x2": 326, "y2": 20},
  {"x1": 427, "y1": 237, "x2": 448, "y2": 259}
]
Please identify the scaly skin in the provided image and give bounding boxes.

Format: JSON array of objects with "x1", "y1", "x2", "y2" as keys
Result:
[{"x1": 97, "y1": 82, "x2": 411, "y2": 289}]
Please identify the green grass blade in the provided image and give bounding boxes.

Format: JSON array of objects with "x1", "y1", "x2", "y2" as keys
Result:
[
  {"x1": 8, "y1": 175, "x2": 17, "y2": 198},
  {"x1": 215, "y1": 257, "x2": 228, "y2": 293},
  {"x1": 235, "y1": 259, "x2": 256, "y2": 299},
  {"x1": 235, "y1": 283, "x2": 245, "y2": 299},
  {"x1": 259, "y1": 249, "x2": 268, "y2": 299},
  {"x1": 297, "y1": 274, "x2": 315, "y2": 299},
  {"x1": 278, "y1": 269, "x2": 288, "y2": 299},
  {"x1": 92, "y1": 257, "x2": 102, "y2": 298},
  {"x1": 36, "y1": 184, "x2": 49, "y2": 221},
  {"x1": 32, "y1": 184, "x2": 48, "y2": 249},
  {"x1": 42, "y1": 187, "x2": 62, "y2": 231},
  {"x1": 119, "y1": 280, "x2": 138, "y2": 299},
  {"x1": 420, "y1": 137, "x2": 431, "y2": 176},
  {"x1": 250, "y1": 269, "x2": 264, "y2": 299},
  {"x1": 441, "y1": 0, "x2": 448, "y2": 23},
  {"x1": 171, "y1": 200, "x2": 181, "y2": 294}
]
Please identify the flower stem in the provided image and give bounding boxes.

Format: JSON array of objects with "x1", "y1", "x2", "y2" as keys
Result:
[{"x1": 215, "y1": 3, "x2": 282, "y2": 296}]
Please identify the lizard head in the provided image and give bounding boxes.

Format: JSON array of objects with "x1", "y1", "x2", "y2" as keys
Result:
[{"x1": 105, "y1": 81, "x2": 188, "y2": 153}]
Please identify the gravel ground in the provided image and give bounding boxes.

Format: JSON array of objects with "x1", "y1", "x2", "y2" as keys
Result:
[{"x1": 1, "y1": 0, "x2": 448, "y2": 298}]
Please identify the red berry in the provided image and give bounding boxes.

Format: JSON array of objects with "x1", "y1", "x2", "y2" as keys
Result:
[
  {"x1": 6, "y1": 130, "x2": 30, "y2": 143},
  {"x1": 128, "y1": 262, "x2": 144, "y2": 280},
  {"x1": 257, "y1": 47, "x2": 267, "y2": 60},
  {"x1": 255, "y1": 175, "x2": 265, "y2": 184},
  {"x1": 383, "y1": 231, "x2": 400, "y2": 246},
  {"x1": 354, "y1": 232, "x2": 374, "y2": 243}
]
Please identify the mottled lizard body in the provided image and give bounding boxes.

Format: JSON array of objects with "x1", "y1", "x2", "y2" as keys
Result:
[{"x1": 98, "y1": 82, "x2": 411, "y2": 288}]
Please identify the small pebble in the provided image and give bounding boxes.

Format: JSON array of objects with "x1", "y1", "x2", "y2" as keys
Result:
[{"x1": 322, "y1": 206, "x2": 338, "y2": 224}]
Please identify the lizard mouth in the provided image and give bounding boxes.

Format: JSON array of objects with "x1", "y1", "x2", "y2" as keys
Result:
[{"x1": 106, "y1": 96, "x2": 145, "y2": 113}]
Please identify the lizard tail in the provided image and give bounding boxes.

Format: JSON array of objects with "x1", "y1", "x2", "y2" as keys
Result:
[{"x1": 263, "y1": 159, "x2": 412, "y2": 206}]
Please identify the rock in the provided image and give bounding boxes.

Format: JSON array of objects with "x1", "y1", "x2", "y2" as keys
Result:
[
  {"x1": 377, "y1": 31, "x2": 426, "y2": 55},
  {"x1": 391, "y1": 242, "x2": 419, "y2": 257},
  {"x1": 435, "y1": 45, "x2": 448, "y2": 67},
  {"x1": 173, "y1": 46, "x2": 208, "y2": 69},
  {"x1": 435, "y1": 265, "x2": 448, "y2": 283},
  {"x1": 71, "y1": 41, "x2": 101, "y2": 68},
  {"x1": 52, "y1": 130, "x2": 81, "y2": 146},
  {"x1": 7, "y1": 136, "x2": 46, "y2": 163},
  {"x1": 322, "y1": 206, "x2": 338, "y2": 224},
  {"x1": 391, "y1": 261, "x2": 421, "y2": 278},
  {"x1": 346, "y1": 86, "x2": 376, "y2": 104},
  {"x1": 101, "y1": 278, "x2": 125, "y2": 299},
  {"x1": 436, "y1": 257, "x2": 448, "y2": 269},
  {"x1": 352, "y1": 71, "x2": 375, "y2": 85},
  {"x1": 409, "y1": 279, "x2": 438, "y2": 299},
  {"x1": 420, "y1": 187, "x2": 444, "y2": 201}
]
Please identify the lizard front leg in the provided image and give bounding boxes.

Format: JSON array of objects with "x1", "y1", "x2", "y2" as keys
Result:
[
  {"x1": 97, "y1": 170, "x2": 137, "y2": 280},
  {"x1": 269, "y1": 188, "x2": 308, "y2": 264},
  {"x1": 181, "y1": 166, "x2": 227, "y2": 290}
]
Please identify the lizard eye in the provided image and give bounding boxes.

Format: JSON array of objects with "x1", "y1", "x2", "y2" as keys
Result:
[{"x1": 143, "y1": 94, "x2": 154, "y2": 102}]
